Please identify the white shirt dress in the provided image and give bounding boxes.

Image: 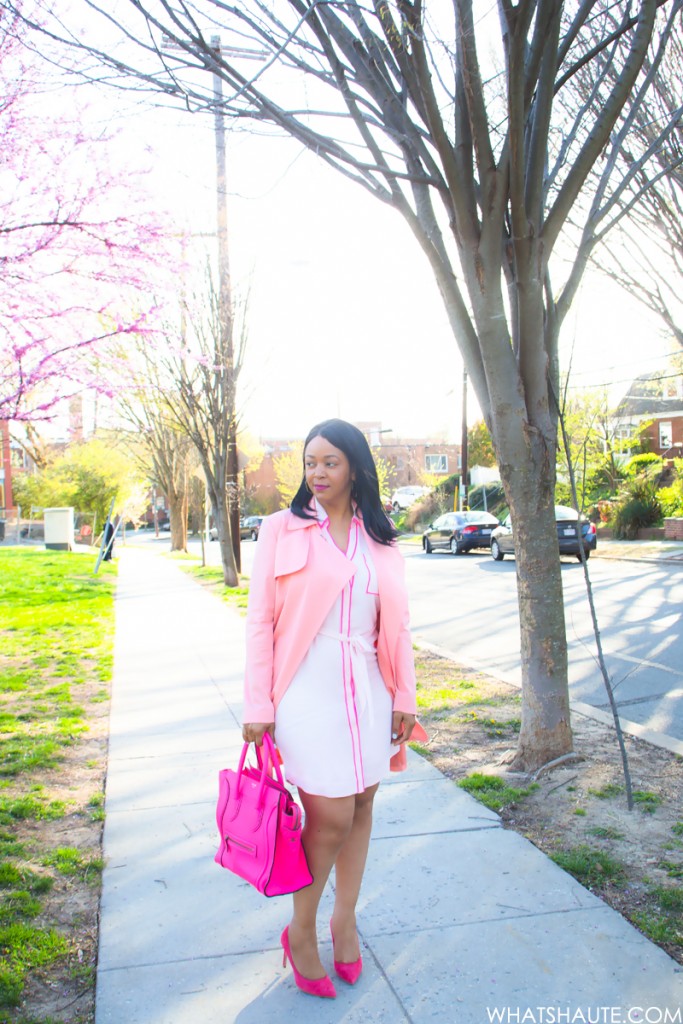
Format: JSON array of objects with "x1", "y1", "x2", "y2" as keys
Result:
[{"x1": 274, "y1": 505, "x2": 393, "y2": 798}]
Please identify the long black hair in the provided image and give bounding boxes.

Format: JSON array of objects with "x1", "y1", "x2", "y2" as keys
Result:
[{"x1": 291, "y1": 419, "x2": 398, "y2": 546}]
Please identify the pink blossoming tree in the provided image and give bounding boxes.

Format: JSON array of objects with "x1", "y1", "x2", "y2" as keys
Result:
[{"x1": 0, "y1": 8, "x2": 172, "y2": 424}]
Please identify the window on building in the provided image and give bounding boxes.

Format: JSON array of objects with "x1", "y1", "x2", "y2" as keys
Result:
[
  {"x1": 659, "y1": 421, "x2": 673, "y2": 450},
  {"x1": 10, "y1": 446, "x2": 26, "y2": 469},
  {"x1": 614, "y1": 424, "x2": 634, "y2": 454},
  {"x1": 425, "y1": 453, "x2": 448, "y2": 473}
]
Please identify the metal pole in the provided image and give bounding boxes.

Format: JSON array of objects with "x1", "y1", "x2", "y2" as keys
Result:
[
  {"x1": 94, "y1": 497, "x2": 116, "y2": 574},
  {"x1": 460, "y1": 368, "x2": 468, "y2": 511},
  {"x1": 161, "y1": 34, "x2": 266, "y2": 575},
  {"x1": 202, "y1": 480, "x2": 210, "y2": 568},
  {"x1": 152, "y1": 484, "x2": 159, "y2": 537}
]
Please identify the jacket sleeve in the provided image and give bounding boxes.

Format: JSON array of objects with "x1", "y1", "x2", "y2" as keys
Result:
[
  {"x1": 243, "y1": 515, "x2": 278, "y2": 723},
  {"x1": 390, "y1": 547, "x2": 418, "y2": 716}
]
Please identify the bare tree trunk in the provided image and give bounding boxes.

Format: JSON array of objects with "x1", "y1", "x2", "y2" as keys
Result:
[
  {"x1": 508, "y1": 485, "x2": 571, "y2": 768},
  {"x1": 228, "y1": 431, "x2": 241, "y2": 572},
  {"x1": 488, "y1": 393, "x2": 572, "y2": 769},
  {"x1": 208, "y1": 460, "x2": 238, "y2": 587},
  {"x1": 168, "y1": 489, "x2": 187, "y2": 553},
  {"x1": 180, "y1": 460, "x2": 189, "y2": 549}
]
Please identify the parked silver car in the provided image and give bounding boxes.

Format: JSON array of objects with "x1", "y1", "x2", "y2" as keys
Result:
[
  {"x1": 391, "y1": 486, "x2": 431, "y2": 512},
  {"x1": 210, "y1": 515, "x2": 263, "y2": 542},
  {"x1": 490, "y1": 506, "x2": 597, "y2": 562}
]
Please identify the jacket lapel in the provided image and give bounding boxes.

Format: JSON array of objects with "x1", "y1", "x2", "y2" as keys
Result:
[{"x1": 272, "y1": 516, "x2": 356, "y2": 693}]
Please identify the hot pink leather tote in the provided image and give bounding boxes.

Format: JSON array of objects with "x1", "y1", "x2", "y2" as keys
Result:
[{"x1": 214, "y1": 733, "x2": 313, "y2": 897}]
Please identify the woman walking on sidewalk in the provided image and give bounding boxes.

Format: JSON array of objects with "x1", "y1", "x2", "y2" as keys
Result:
[{"x1": 242, "y1": 418, "x2": 424, "y2": 999}]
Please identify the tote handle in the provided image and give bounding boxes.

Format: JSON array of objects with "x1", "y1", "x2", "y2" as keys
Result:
[
  {"x1": 236, "y1": 732, "x2": 285, "y2": 805},
  {"x1": 256, "y1": 732, "x2": 285, "y2": 786},
  {"x1": 254, "y1": 732, "x2": 284, "y2": 780}
]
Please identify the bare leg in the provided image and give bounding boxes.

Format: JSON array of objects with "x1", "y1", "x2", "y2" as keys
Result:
[
  {"x1": 330, "y1": 782, "x2": 379, "y2": 962},
  {"x1": 287, "y1": 791, "x2": 355, "y2": 979}
]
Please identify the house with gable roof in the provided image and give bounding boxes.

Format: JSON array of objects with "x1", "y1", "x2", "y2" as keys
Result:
[{"x1": 613, "y1": 366, "x2": 683, "y2": 460}]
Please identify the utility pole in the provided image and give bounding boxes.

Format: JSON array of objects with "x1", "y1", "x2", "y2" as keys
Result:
[
  {"x1": 209, "y1": 36, "x2": 267, "y2": 571},
  {"x1": 460, "y1": 368, "x2": 468, "y2": 511},
  {"x1": 161, "y1": 34, "x2": 265, "y2": 575},
  {"x1": 210, "y1": 35, "x2": 241, "y2": 572}
]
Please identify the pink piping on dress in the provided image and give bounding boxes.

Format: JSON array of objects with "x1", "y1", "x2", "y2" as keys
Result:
[
  {"x1": 362, "y1": 552, "x2": 379, "y2": 596},
  {"x1": 322, "y1": 517, "x2": 366, "y2": 793},
  {"x1": 342, "y1": 521, "x2": 363, "y2": 791}
]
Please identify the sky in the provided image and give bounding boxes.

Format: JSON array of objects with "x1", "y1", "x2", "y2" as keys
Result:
[
  {"x1": 49, "y1": 2, "x2": 680, "y2": 445},
  {"x1": 127, "y1": 104, "x2": 465, "y2": 441},
  {"x1": 134, "y1": 102, "x2": 676, "y2": 443}
]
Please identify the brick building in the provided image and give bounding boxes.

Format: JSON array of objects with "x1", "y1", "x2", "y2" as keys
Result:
[
  {"x1": 0, "y1": 421, "x2": 35, "y2": 512},
  {"x1": 614, "y1": 369, "x2": 683, "y2": 460},
  {"x1": 0, "y1": 420, "x2": 12, "y2": 510},
  {"x1": 243, "y1": 424, "x2": 461, "y2": 512}
]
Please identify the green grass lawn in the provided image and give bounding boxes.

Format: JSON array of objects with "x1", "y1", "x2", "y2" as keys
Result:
[{"x1": 0, "y1": 547, "x2": 116, "y2": 1013}]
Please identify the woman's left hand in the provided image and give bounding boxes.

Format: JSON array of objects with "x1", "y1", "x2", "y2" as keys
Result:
[{"x1": 391, "y1": 711, "x2": 416, "y2": 745}]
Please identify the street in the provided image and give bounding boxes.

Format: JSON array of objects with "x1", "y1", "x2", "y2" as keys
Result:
[
  {"x1": 401, "y1": 543, "x2": 683, "y2": 744},
  {"x1": 124, "y1": 529, "x2": 683, "y2": 744}
]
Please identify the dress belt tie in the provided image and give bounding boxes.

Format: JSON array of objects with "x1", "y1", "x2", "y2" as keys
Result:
[{"x1": 317, "y1": 629, "x2": 377, "y2": 724}]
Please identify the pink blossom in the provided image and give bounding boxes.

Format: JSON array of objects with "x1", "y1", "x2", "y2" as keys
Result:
[{"x1": 0, "y1": 8, "x2": 183, "y2": 423}]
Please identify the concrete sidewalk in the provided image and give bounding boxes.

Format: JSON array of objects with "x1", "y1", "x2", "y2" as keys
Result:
[
  {"x1": 593, "y1": 537, "x2": 683, "y2": 563},
  {"x1": 96, "y1": 549, "x2": 683, "y2": 1024}
]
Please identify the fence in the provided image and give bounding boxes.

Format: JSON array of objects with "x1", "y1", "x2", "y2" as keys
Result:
[
  {"x1": 74, "y1": 512, "x2": 97, "y2": 546},
  {"x1": 0, "y1": 508, "x2": 22, "y2": 543}
]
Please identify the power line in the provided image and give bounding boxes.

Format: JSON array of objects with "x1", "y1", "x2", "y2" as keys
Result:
[
  {"x1": 565, "y1": 369, "x2": 682, "y2": 391},
  {"x1": 565, "y1": 352, "x2": 680, "y2": 378}
]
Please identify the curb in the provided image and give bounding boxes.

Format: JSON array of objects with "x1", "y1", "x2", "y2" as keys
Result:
[
  {"x1": 414, "y1": 637, "x2": 683, "y2": 759},
  {"x1": 594, "y1": 552, "x2": 683, "y2": 566},
  {"x1": 570, "y1": 699, "x2": 683, "y2": 758},
  {"x1": 397, "y1": 534, "x2": 683, "y2": 563}
]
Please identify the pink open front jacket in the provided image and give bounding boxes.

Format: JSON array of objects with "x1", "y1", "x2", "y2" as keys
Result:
[{"x1": 243, "y1": 508, "x2": 424, "y2": 771}]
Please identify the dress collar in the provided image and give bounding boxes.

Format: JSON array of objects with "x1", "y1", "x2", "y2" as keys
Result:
[
  {"x1": 313, "y1": 497, "x2": 361, "y2": 526},
  {"x1": 313, "y1": 497, "x2": 328, "y2": 524}
]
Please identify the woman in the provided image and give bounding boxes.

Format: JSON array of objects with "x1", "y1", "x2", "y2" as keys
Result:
[{"x1": 242, "y1": 419, "x2": 424, "y2": 999}]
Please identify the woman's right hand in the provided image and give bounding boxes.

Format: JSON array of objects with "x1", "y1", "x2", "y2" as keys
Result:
[{"x1": 242, "y1": 722, "x2": 275, "y2": 745}]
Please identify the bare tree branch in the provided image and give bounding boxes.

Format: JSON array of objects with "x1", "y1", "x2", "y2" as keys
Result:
[{"x1": 10, "y1": 0, "x2": 682, "y2": 770}]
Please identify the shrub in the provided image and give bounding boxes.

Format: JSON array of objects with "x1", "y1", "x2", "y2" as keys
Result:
[
  {"x1": 554, "y1": 480, "x2": 572, "y2": 507},
  {"x1": 468, "y1": 482, "x2": 507, "y2": 517},
  {"x1": 610, "y1": 477, "x2": 662, "y2": 539},
  {"x1": 391, "y1": 510, "x2": 408, "y2": 532},
  {"x1": 405, "y1": 480, "x2": 507, "y2": 531},
  {"x1": 658, "y1": 483, "x2": 683, "y2": 518},
  {"x1": 624, "y1": 453, "x2": 663, "y2": 478},
  {"x1": 612, "y1": 496, "x2": 662, "y2": 539},
  {"x1": 405, "y1": 492, "x2": 449, "y2": 532}
]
